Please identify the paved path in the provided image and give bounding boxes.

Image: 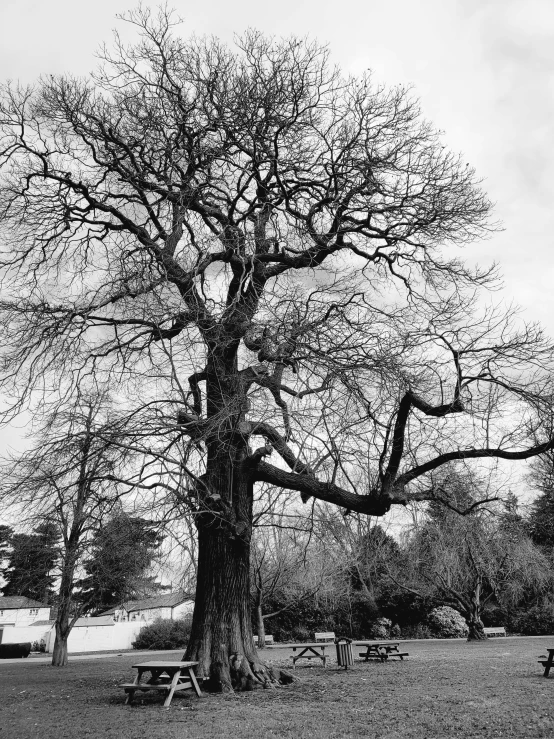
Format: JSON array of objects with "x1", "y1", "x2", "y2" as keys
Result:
[
  {"x1": 0, "y1": 648, "x2": 187, "y2": 665},
  {"x1": 2, "y1": 634, "x2": 554, "y2": 666}
]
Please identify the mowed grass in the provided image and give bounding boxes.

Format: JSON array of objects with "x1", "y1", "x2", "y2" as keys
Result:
[{"x1": 1, "y1": 637, "x2": 554, "y2": 738}]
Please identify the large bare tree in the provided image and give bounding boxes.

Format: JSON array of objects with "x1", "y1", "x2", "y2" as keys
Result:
[{"x1": 1, "y1": 8, "x2": 553, "y2": 689}]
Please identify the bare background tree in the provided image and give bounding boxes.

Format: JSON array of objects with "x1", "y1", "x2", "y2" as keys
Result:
[
  {"x1": 0, "y1": 393, "x2": 138, "y2": 665},
  {"x1": 395, "y1": 469, "x2": 551, "y2": 639}
]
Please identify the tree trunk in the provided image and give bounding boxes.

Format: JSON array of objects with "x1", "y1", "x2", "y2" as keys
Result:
[
  {"x1": 51, "y1": 545, "x2": 79, "y2": 666},
  {"x1": 256, "y1": 600, "x2": 266, "y2": 649},
  {"x1": 184, "y1": 516, "x2": 291, "y2": 691},
  {"x1": 465, "y1": 582, "x2": 487, "y2": 641},
  {"x1": 51, "y1": 624, "x2": 69, "y2": 666},
  {"x1": 52, "y1": 593, "x2": 72, "y2": 667},
  {"x1": 183, "y1": 351, "x2": 293, "y2": 691},
  {"x1": 467, "y1": 616, "x2": 487, "y2": 641}
]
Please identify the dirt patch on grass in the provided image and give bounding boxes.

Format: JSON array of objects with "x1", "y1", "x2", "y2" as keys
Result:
[{"x1": 1, "y1": 639, "x2": 554, "y2": 738}]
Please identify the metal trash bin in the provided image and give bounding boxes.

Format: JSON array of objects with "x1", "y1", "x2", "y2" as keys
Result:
[{"x1": 335, "y1": 637, "x2": 353, "y2": 669}]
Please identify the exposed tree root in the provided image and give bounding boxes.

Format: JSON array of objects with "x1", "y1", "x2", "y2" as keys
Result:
[
  {"x1": 467, "y1": 620, "x2": 488, "y2": 641},
  {"x1": 204, "y1": 653, "x2": 295, "y2": 693}
]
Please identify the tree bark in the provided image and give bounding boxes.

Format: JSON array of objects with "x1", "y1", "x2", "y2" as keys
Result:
[
  {"x1": 183, "y1": 355, "x2": 292, "y2": 691},
  {"x1": 52, "y1": 592, "x2": 71, "y2": 667},
  {"x1": 184, "y1": 512, "x2": 291, "y2": 691},
  {"x1": 465, "y1": 582, "x2": 487, "y2": 641},
  {"x1": 467, "y1": 617, "x2": 487, "y2": 641},
  {"x1": 51, "y1": 542, "x2": 80, "y2": 666},
  {"x1": 51, "y1": 624, "x2": 69, "y2": 667},
  {"x1": 256, "y1": 599, "x2": 266, "y2": 649}
]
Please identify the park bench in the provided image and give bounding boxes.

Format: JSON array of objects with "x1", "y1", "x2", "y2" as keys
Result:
[
  {"x1": 483, "y1": 626, "x2": 506, "y2": 637},
  {"x1": 253, "y1": 635, "x2": 274, "y2": 645},
  {"x1": 314, "y1": 631, "x2": 336, "y2": 642}
]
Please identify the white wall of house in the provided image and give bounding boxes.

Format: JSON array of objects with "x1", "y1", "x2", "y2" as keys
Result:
[
  {"x1": 1, "y1": 623, "x2": 52, "y2": 646},
  {"x1": 68, "y1": 621, "x2": 143, "y2": 652},
  {"x1": 3, "y1": 620, "x2": 143, "y2": 653},
  {"x1": 41, "y1": 621, "x2": 146, "y2": 653},
  {"x1": 0, "y1": 607, "x2": 50, "y2": 627}
]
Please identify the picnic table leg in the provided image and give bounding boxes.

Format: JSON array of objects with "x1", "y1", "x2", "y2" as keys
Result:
[
  {"x1": 163, "y1": 670, "x2": 181, "y2": 708},
  {"x1": 544, "y1": 657, "x2": 554, "y2": 678},
  {"x1": 187, "y1": 666, "x2": 203, "y2": 697},
  {"x1": 125, "y1": 670, "x2": 142, "y2": 705}
]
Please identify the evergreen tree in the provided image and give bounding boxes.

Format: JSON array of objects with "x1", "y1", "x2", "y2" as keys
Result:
[
  {"x1": 1, "y1": 522, "x2": 60, "y2": 603},
  {"x1": 0, "y1": 525, "x2": 13, "y2": 589},
  {"x1": 77, "y1": 514, "x2": 166, "y2": 613},
  {"x1": 0, "y1": 525, "x2": 12, "y2": 563},
  {"x1": 528, "y1": 450, "x2": 554, "y2": 549}
]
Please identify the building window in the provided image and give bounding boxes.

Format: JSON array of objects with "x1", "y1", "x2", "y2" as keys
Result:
[{"x1": 29, "y1": 609, "x2": 38, "y2": 616}]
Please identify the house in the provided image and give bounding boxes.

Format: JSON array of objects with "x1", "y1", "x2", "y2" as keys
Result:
[
  {"x1": 0, "y1": 596, "x2": 51, "y2": 628},
  {"x1": 0, "y1": 596, "x2": 51, "y2": 643},
  {"x1": 99, "y1": 592, "x2": 194, "y2": 623}
]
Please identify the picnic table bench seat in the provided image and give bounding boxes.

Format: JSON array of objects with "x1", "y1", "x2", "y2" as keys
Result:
[
  {"x1": 356, "y1": 641, "x2": 409, "y2": 662},
  {"x1": 359, "y1": 649, "x2": 409, "y2": 662}
]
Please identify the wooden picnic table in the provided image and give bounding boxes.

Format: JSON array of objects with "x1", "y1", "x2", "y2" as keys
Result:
[
  {"x1": 120, "y1": 661, "x2": 202, "y2": 707},
  {"x1": 278, "y1": 640, "x2": 409, "y2": 668},
  {"x1": 278, "y1": 642, "x2": 333, "y2": 668},
  {"x1": 354, "y1": 641, "x2": 409, "y2": 662},
  {"x1": 538, "y1": 648, "x2": 554, "y2": 677}
]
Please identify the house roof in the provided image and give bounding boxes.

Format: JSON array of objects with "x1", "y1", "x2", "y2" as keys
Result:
[
  {"x1": 0, "y1": 596, "x2": 49, "y2": 610},
  {"x1": 29, "y1": 617, "x2": 115, "y2": 628},
  {"x1": 73, "y1": 616, "x2": 114, "y2": 627},
  {"x1": 99, "y1": 591, "x2": 193, "y2": 616}
]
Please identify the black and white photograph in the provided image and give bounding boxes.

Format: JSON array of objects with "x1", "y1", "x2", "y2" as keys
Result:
[{"x1": 1, "y1": 1, "x2": 554, "y2": 736}]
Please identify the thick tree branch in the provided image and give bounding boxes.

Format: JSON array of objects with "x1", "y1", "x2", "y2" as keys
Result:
[
  {"x1": 253, "y1": 461, "x2": 393, "y2": 516},
  {"x1": 396, "y1": 437, "x2": 554, "y2": 489}
]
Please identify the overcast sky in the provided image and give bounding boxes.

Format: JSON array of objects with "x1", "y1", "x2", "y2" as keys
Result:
[{"x1": 1, "y1": 0, "x2": 552, "y2": 501}]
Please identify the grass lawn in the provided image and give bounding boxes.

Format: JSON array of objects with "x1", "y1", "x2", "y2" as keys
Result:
[{"x1": 1, "y1": 637, "x2": 554, "y2": 738}]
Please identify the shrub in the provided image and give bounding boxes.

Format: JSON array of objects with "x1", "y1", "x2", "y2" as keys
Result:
[
  {"x1": 290, "y1": 625, "x2": 311, "y2": 642},
  {"x1": 481, "y1": 605, "x2": 508, "y2": 628},
  {"x1": 132, "y1": 618, "x2": 192, "y2": 650},
  {"x1": 370, "y1": 617, "x2": 392, "y2": 639},
  {"x1": 512, "y1": 604, "x2": 554, "y2": 635},
  {"x1": 0, "y1": 642, "x2": 31, "y2": 658},
  {"x1": 427, "y1": 606, "x2": 469, "y2": 638},
  {"x1": 377, "y1": 589, "x2": 435, "y2": 627},
  {"x1": 399, "y1": 623, "x2": 433, "y2": 639}
]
